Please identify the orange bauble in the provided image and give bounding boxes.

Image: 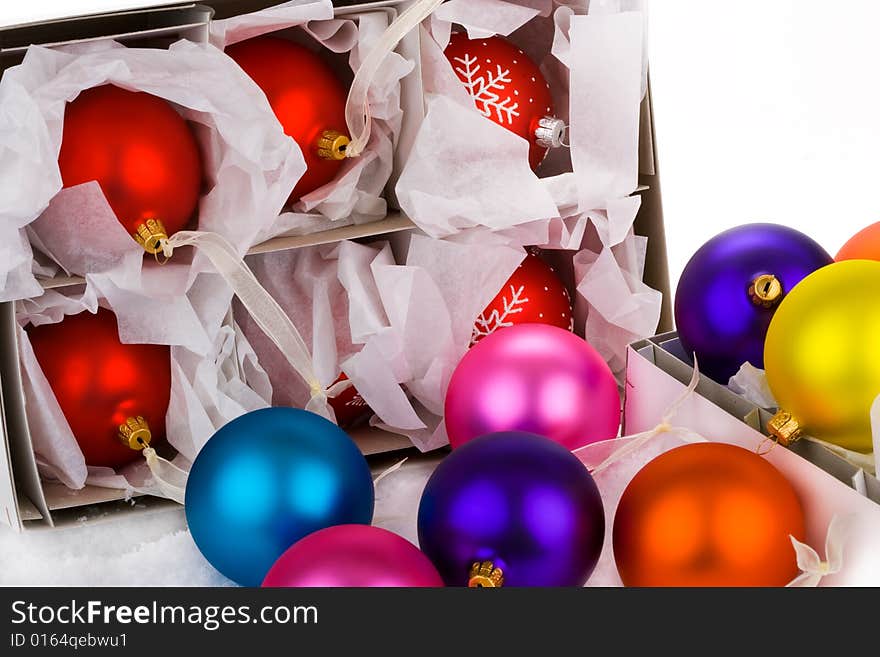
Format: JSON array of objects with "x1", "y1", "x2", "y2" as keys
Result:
[
  {"x1": 836, "y1": 222, "x2": 880, "y2": 261},
  {"x1": 613, "y1": 443, "x2": 805, "y2": 587}
]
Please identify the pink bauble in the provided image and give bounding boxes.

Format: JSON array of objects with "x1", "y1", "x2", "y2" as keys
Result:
[
  {"x1": 262, "y1": 525, "x2": 444, "y2": 588},
  {"x1": 445, "y1": 323, "x2": 620, "y2": 450}
]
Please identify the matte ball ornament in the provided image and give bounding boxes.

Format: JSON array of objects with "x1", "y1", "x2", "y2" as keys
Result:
[
  {"x1": 674, "y1": 223, "x2": 832, "y2": 382},
  {"x1": 185, "y1": 407, "x2": 374, "y2": 586},
  {"x1": 328, "y1": 374, "x2": 373, "y2": 429},
  {"x1": 836, "y1": 221, "x2": 880, "y2": 261},
  {"x1": 445, "y1": 323, "x2": 620, "y2": 450},
  {"x1": 471, "y1": 252, "x2": 573, "y2": 344},
  {"x1": 417, "y1": 432, "x2": 605, "y2": 587},
  {"x1": 764, "y1": 260, "x2": 880, "y2": 452},
  {"x1": 444, "y1": 32, "x2": 561, "y2": 170},
  {"x1": 27, "y1": 308, "x2": 171, "y2": 469},
  {"x1": 613, "y1": 443, "x2": 805, "y2": 587},
  {"x1": 263, "y1": 525, "x2": 443, "y2": 587},
  {"x1": 226, "y1": 36, "x2": 350, "y2": 202},
  {"x1": 58, "y1": 85, "x2": 202, "y2": 254}
]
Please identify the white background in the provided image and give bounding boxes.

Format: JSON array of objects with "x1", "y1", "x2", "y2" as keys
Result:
[{"x1": 3, "y1": 0, "x2": 879, "y2": 286}]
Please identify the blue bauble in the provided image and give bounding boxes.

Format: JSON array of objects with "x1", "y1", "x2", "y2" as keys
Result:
[
  {"x1": 185, "y1": 407, "x2": 374, "y2": 586},
  {"x1": 675, "y1": 223, "x2": 831, "y2": 382},
  {"x1": 417, "y1": 432, "x2": 604, "y2": 587}
]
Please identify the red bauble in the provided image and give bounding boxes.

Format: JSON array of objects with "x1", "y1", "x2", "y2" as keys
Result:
[
  {"x1": 444, "y1": 32, "x2": 557, "y2": 170},
  {"x1": 58, "y1": 85, "x2": 202, "y2": 252},
  {"x1": 226, "y1": 36, "x2": 349, "y2": 201},
  {"x1": 471, "y1": 252, "x2": 573, "y2": 344},
  {"x1": 328, "y1": 374, "x2": 373, "y2": 429},
  {"x1": 27, "y1": 308, "x2": 172, "y2": 469}
]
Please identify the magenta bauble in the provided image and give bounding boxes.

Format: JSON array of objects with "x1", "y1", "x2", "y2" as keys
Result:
[
  {"x1": 444, "y1": 324, "x2": 620, "y2": 450},
  {"x1": 262, "y1": 525, "x2": 443, "y2": 588}
]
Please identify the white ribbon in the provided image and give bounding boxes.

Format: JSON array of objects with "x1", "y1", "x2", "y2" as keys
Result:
[
  {"x1": 160, "y1": 230, "x2": 332, "y2": 420},
  {"x1": 786, "y1": 514, "x2": 855, "y2": 587},
  {"x1": 142, "y1": 447, "x2": 188, "y2": 505},
  {"x1": 578, "y1": 360, "x2": 706, "y2": 475},
  {"x1": 134, "y1": 229, "x2": 341, "y2": 504},
  {"x1": 344, "y1": 0, "x2": 444, "y2": 157},
  {"x1": 372, "y1": 456, "x2": 409, "y2": 487}
]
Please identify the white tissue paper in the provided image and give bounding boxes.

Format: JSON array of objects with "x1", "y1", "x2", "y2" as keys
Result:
[
  {"x1": 16, "y1": 290, "x2": 271, "y2": 497},
  {"x1": 239, "y1": 235, "x2": 525, "y2": 451},
  {"x1": 728, "y1": 362, "x2": 778, "y2": 408},
  {"x1": 396, "y1": 0, "x2": 646, "y2": 236},
  {"x1": 0, "y1": 38, "x2": 303, "y2": 304},
  {"x1": 236, "y1": 241, "x2": 394, "y2": 410},
  {"x1": 210, "y1": 0, "x2": 413, "y2": 234}
]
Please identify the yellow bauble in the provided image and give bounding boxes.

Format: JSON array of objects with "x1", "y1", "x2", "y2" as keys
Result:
[{"x1": 764, "y1": 259, "x2": 880, "y2": 452}]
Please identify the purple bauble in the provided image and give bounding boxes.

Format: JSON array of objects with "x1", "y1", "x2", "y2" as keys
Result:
[
  {"x1": 445, "y1": 323, "x2": 620, "y2": 450},
  {"x1": 417, "y1": 432, "x2": 605, "y2": 587},
  {"x1": 262, "y1": 525, "x2": 444, "y2": 587},
  {"x1": 675, "y1": 223, "x2": 831, "y2": 382}
]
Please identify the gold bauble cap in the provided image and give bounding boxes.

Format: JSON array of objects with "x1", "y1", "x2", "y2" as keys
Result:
[
  {"x1": 118, "y1": 416, "x2": 152, "y2": 451},
  {"x1": 468, "y1": 561, "x2": 504, "y2": 588},
  {"x1": 534, "y1": 116, "x2": 566, "y2": 149},
  {"x1": 748, "y1": 273, "x2": 783, "y2": 308},
  {"x1": 766, "y1": 409, "x2": 802, "y2": 447},
  {"x1": 317, "y1": 130, "x2": 350, "y2": 161},
  {"x1": 133, "y1": 219, "x2": 169, "y2": 255}
]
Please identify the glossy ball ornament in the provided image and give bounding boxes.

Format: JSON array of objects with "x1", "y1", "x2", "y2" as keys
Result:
[
  {"x1": 263, "y1": 525, "x2": 443, "y2": 587},
  {"x1": 328, "y1": 374, "x2": 373, "y2": 429},
  {"x1": 417, "y1": 432, "x2": 604, "y2": 587},
  {"x1": 58, "y1": 84, "x2": 202, "y2": 254},
  {"x1": 444, "y1": 32, "x2": 559, "y2": 170},
  {"x1": 836, "y1": 221, "x2": 880, "y2": 261},
  {"x1": 765, "y1": 260, "x2": 880, "y2": 452},
  {"x1": 613, "y1": 443, "x2": 805, "y2": 587},
  {"x1": 675, "y1": 223, "x2": 832, "y2": 382},
  {"x1": 185, "y1": 407, "x2": 374, "y2": 586},
  {"x1": 471, "y1": 252, "x2": 573, "y2": 344},
  {"x1": 27, "y1": 308, "x2": 171, "y2": 469},
  {"x1": 227, "y1": 36, "x2": 349, "y2": 202},
  {"x1": 445, "y1": 323, "x2": 619, "y2": 450}
]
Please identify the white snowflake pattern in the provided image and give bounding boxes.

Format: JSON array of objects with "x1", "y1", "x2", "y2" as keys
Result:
[
  {"x1": 346, "y1": 394, "x2": 368, "y2": 408},
  {"x1": 453, "y1": 53, "x2": 520, "y2": 125},
  {"x1": 471, "y1": 284, "x2": 529, "y2": 344}
]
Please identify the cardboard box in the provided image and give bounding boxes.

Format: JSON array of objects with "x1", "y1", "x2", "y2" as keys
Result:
[
  {"x1": 628, "y1": 332, "x2": 880, "y2": 504},
  {"x1": 624, "y1": 337, "x2": 880, "y2": 584},
  {"x1": 0, "y1": 1, "x2": 669, "y2": 531}
]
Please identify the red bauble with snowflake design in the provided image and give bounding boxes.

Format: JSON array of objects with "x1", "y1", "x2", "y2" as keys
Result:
[
  {"x1": 329, "y1": 374, "x2": 373, "y2": 429},
  {"x1": 444, "y1": 32, "x2": 562, "y2": 170},
  {"x1": 472, "y1": 253, "x2": 574, "y2": 345}
]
